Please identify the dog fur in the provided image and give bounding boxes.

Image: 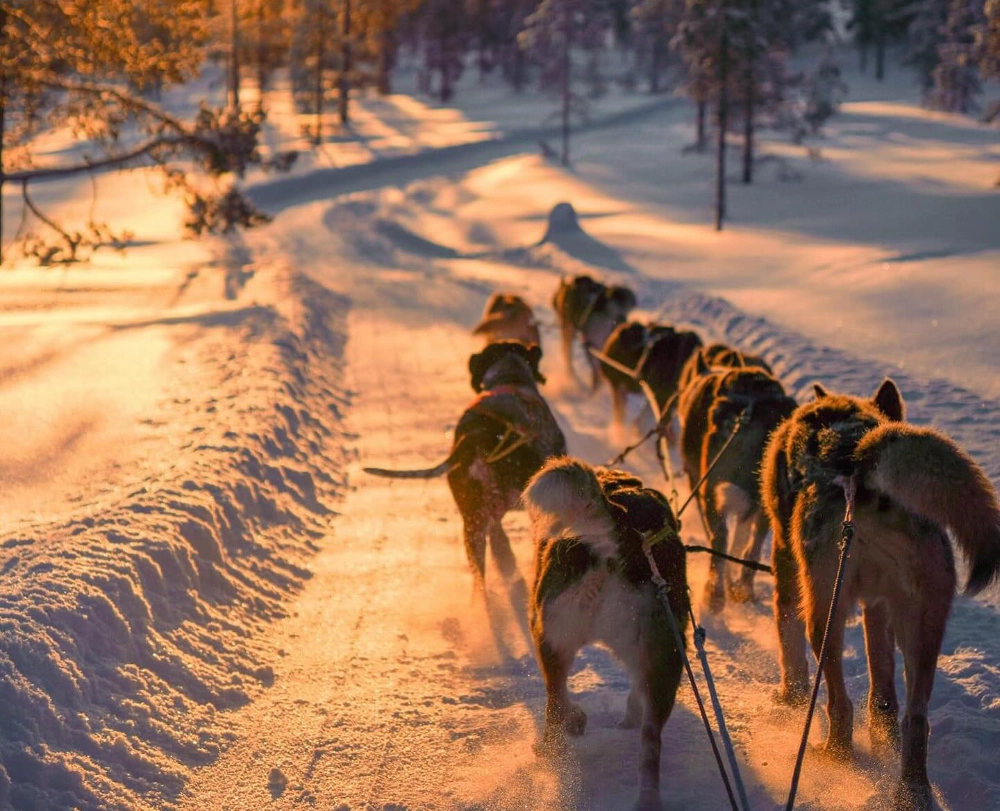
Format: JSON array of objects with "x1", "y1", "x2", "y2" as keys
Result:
[
  {"x1": 365, "y1": 341, "x2": 567, "y2": 592},
  {"x1": 676, "y1": 342, "x2": 773, "y2": 401},
  {"x1": 760, "y1": 378, "x2": 1000, "y2": 810},
  {"x1": 552, "y1": 275, "x2": 637, "y2": 390},
  {"x1": 599, "y1": 320, "x2": 704, "y2": 431},
  {"x1": 524, "y1": 457, "x2": 688, "y2": 811},
  {"x1": 676, "y1": 364, "x2": 796, "y2": 611},
  {"x1": 472, "y1": 292, "x2": 541, "y2": 347}
]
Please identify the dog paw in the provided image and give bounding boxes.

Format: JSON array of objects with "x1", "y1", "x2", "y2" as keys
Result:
[
  {"x1": 702, "y1": 583, "x2": 725, "y2": 615},
  {"x1": 635, "y1": 789, "x2": 663, "y2": 811},
  {"x1": 819, "y1": 736, "x2": 854, "y2": 764},
  {"x1": 534, "y1": 729, "x2": 568, "y2": 759},
  {"x1": 564, "y1": 704, "x2": 588, "y2": 737},
  {"x1": 726, "y1": 579, "x2": 755, "y2": 604},
  {"x1": 890, "y1": 780, "x2": 933, "y2": 811},
  {"x1": 773, "y1": 684, "x2": 809, "y2": 707}
]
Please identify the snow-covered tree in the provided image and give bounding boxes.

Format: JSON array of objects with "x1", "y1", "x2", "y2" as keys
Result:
[
  {"x1": 631, "y1": 0, "x2": 684, "y2": 92},
  {"x1": 519, "y1": 0, "x2": 611, "y2": 165},
  {"x1": 904, "y1": 0, "x2": 951, "y2": 95},
  {"x1": 930, "y1": 0, "x2": 983, "y2": 112},
  {"x1": 0, "y1": 0, "x2": 288, "y2": 265}
]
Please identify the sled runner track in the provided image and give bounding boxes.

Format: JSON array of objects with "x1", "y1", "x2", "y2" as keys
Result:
[{"x1": 647, "y1": 284, "x2": 1000, "y2": 487}]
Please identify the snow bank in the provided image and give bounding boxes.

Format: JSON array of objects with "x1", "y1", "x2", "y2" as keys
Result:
[{"x1": 0, "y1": 271, "x2": 349, "y2": 811}]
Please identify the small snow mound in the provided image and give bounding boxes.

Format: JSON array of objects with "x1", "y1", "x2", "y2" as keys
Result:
[
  {"x1": 537, "y1": 201, "x2": 633, "y2": 274},
  {"x1": 542, "y1": 201, "x2": 582, "y2": 240}
]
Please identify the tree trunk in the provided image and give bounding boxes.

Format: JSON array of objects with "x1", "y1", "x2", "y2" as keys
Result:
[
  {"x1": 339, "y1": 0, "x2": 352, "y2": 126},
  {"x1": 561, "y1": 6, "x2": 572, "y2": 166},
  {"x1": 0, "y1": 8, "x2": 7, "y2": 264},
  {"x1": 715, "y1": 28, "x2": 728, "y2": 232},
  {"x1": 256, "y1": 0, "x2": 266, "y2": 111},
  {"x1": 875, "y1": 29, "x2": 886, "y2": 80},
  {"x1": 512, "y1": 45, "x2": 526, "y2": 93},
  {"x1": 650, "y1": 40, "x2": 662, "y2": 93},
  {"x1": 742, "y1": 67, "x2": 754, "y2": 184},
  {"x1": 696, "y1": 96, "x2": 707, "y2": 152},
  {"x1": 859, "y1": 42, "x2": 868, "y2": 73},
  {"x1": 377, "y1": 30, "x2": 395, "y2": 95},
  {"x1": 314, "y1": 20, "x2": 325, "y2": 145},
  {"x1": 229, "y1": 0, "x2": 241, "y2": 111}
]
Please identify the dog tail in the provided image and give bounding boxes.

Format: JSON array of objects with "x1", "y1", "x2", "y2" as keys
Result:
[
  {"x1": 523, "y1": 457, "x2": 618, "y2": 559},
  {"x1": 364, "y1": 438, "x2": 466, "y2": 480},
  {"x1": 855, "y1": 423, "x2": 1000, "y2": 595}
]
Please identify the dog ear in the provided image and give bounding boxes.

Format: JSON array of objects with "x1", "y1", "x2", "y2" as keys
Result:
[
  {"x1": 468, "y1": 349, "x2": 490, "y2": 393},
  {"x1": 695, "y1": 350, "x2": 710, "y2": 375},
  {"x1": 872, "y1": 378, "x2": 905, "y2": 421},
  {"x1": 813, "y1": 383, "x2": 829, "y2": 400},
  {"x1": 527, "y1": 343, "x2": 546, "y2": 384},
  {"x1": 608, "y1": 286, "x2": 637, "y2": 311}
]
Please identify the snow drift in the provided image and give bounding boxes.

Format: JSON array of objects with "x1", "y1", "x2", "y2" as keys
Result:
[{"x1": 0, "y1": 271, "x2": 349, "y2": 811}]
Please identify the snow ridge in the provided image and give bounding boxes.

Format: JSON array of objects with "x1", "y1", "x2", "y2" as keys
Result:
[{"x1": 0, "y1": 273, "x2": 350, "y2": 811}]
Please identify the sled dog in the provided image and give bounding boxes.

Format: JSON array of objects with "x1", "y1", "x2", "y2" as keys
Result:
[
  {"x1": 675, "y1": 342, "x2": 773, "y2": 402},
  {"x1": 524, "y1": 457, "x2": 688, "y2": 811},
  {"x1": 365, "y1": 341, "x2": 566, "y2": 591},
  {"x1": 552, "y1": 275, "x2": 637, "y2": 390},
  {"x1": 472, "y1": 292, "x2": 541, "y2": 348},
  {"x1": 676, "y1": 359, "x2": 796, "y2": 610},
  {"x1": 599, "y1": 320, "x2": 703, "y2": 432},
  {"x1": 761, "y1": 378, "x2": 1000, "y2": 811}
]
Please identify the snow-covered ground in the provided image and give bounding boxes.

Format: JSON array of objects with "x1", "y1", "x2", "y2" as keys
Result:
[{"x1": 1, "y1": 51, "x2": 998, "y2": 811}]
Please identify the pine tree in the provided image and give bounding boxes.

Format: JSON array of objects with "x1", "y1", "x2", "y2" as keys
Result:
[
  {"x1": 980, "y1": 0, "x2": 1000, "y2": 78},
  {"x1": 631, "y1": 0, "x2": 684, "y2": 93},
  {"x1": 519, "y1": 0, "x2": 610, "y2": 165},
  {"x1": 905, "y1": 0, "x2": 951, "y2": 95},
  {"x1": 930, "y1": 0, "x2": 983, "y2": 112},
  {"x1": 418, "y1": 0, "x2": 469, "y2": 102},
  {"x1": 0, "y1": 0, "x2": 288, "y2": 265}
]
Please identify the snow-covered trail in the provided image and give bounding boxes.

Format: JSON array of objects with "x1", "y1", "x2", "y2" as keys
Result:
[{"x1": 178, "y1": 198, "x2": 982, "y2": 811}]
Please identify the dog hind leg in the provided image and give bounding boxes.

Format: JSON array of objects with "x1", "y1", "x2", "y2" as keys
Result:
[
  {"x1": 635, "y1": 630, "x2": 683, "y2": 811},
  {"x1": 536, "y1": 637, "x2": 587, "y2": 749},
  {"x1": 700, "y1": 488, "x2": 729, "y2": 613},
  {"x1": 862, "y1": 601, "x2": 899, "y2": 756},
  {"x1": 772, "y1": 536, "x2": 809, "y2": 704},
  {"x1": 728, "y1": 509, "x2": 768, "y2": 603},
  {"x1": 806, "y1": 563, "x2": 854, "y2": 759},
  {"x1": 892, "y1": 553, "x2": 953, "y2": 811}
]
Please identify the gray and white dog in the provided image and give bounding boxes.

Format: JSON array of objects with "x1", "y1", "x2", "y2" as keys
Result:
[{"x1": 523, "y1": 457, "x2": 688, "y2": 811}]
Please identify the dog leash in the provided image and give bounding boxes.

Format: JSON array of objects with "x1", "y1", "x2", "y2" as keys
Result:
[
  {"x1": 784, "y1": 474, "x2": 857, "y2": 811},
  {"x1": 675, "y1": 403, "x2": 754, "y2": 519},
  {"x1": 643, "y1": 526, "x2": 751, "y2": 811}
]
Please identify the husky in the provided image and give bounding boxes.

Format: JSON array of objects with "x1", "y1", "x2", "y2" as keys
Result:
[
  {"x1": 676, "y1": 359, "x2": 796, "y2": 610},
  {"x1": 472, "y1": 292, "x2": 541, "y2": 348},
  {"x1": 524, "y1": 457, "x2": 688, "y2": 811},
  {"x1": 365, "y1": 341, "x2": 566, "y2": 592},
  {"x1": 552, "y1": 275, "x2": 637, "y2": 390},
  {"x1": 599, "y1": 320, "x2": 704, "y2": 433},
  {"x1": 760, "y1": 378, "x2": 1000, "y2": 810},
  {"x1": 675, "y1": 342, "x2": 773, "y2": 402}
]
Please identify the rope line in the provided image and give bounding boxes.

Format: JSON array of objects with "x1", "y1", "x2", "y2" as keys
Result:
[
  {"x1": 784, "y1": 475, "x2": 858, "y2": 811},
  {"x1": 641, "y1": 534, "x2": 742, "y2": 811}
]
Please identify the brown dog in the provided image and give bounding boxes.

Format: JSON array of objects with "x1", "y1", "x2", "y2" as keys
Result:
[
  {"x1": 552, "y1": 275, "x2": 637, "y2": 390},
  {"x1": 524, "y1": 457, "x2": 688, "y2": 811},
  {"x1": 599, "y1": 320, "x2": 704, "y2": 432},
  {"x1": 676, "y1": 362, "x2": 796, "y2": 611},
  {"x1": 676, "y1": 342, "x2": 773, "y2": 400},
  {"x1": 365, "y1": 341, "x2": 567, "y2": 592},
  {"x1": 761, "y1": 379, "x2": 1000, "y2": 810},
  {"x1": 472, "y1": 292, "x2": 541, "y2": 347}
]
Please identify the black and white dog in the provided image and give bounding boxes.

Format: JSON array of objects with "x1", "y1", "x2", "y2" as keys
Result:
[{"x1": 523, "y1": 457, "x2": 688, "y2": 811}]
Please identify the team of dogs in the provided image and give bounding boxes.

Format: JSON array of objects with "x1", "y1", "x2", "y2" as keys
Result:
[{"x1": 366, "y1": 276, "x2": 1000, "y2": 811}]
